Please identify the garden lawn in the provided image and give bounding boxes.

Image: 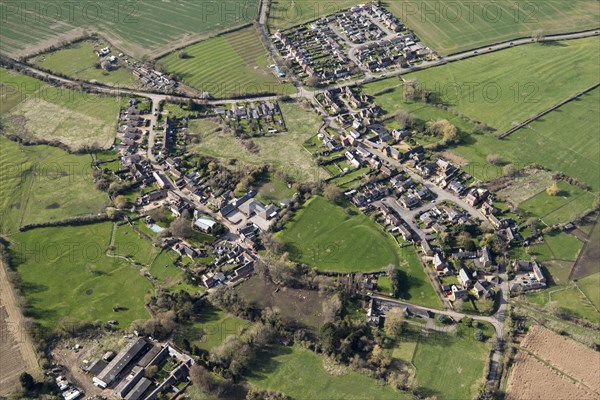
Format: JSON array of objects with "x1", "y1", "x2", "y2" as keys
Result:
[
  {"x1": 148, "y1": 250, "x2": 185, "y2": 289},
  {"x1": 247, "y1": 346, "x2": 405, "y2": 400},
  {"x1": 161, "y1": 27, "x2": 295, "y2": 98},
  {"x1": 255, "y1": 172, "x2": 295, "y2": 205},
  {"x1": 10, "y1": 223, "x2": 152, "y2": 331},
  {"x1": 113, "y1": 224, "x2": 161, "y2": 265},
  {"x1": 383, "y1": 0, "x2": 600, "y2": 56},
  {"x1": 176, "y1": 306, "x2": 251, "y2": 352}
]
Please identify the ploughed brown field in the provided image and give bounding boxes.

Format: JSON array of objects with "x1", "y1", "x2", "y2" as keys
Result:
[
  {"x1": 0, "y1": 261, "x2": 39, "y2": 394},
  {"x1": 506, "y1": 326, "x2": 600, "y2": 400},
  {"x1": 521, "y1": 326, "x2": 600, "y2": 393},
  {"x1": 506, "y1": 353, "x2": 597, "y2": 400}
]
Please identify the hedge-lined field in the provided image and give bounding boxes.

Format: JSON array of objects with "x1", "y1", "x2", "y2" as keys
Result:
[
  {"x1": 0, "y1": 0, "x2": 260, "y2": 58},
  {"x1": 1, "y1": 68, "x2": 120, "y2": 150},
  {"x1": 365, "y1": 38, "x2": 600, "y2": 133},
  {"x1": 161, "y1": 27, "x2": 295, "y2": 98},
  {"x1": 384, "y1": 0, "x2": 600, "y2": 55},
  {"x1": 0, "y1": 137, "x2": 109, "y2": 234},
  {"x1": 11, "y1": 223, "x2": 153, "y2": 331}
]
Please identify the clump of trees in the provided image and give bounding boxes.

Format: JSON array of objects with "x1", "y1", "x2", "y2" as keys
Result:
[
  {"x1": 486, "y1": 154, "x2": 502, "y2": 165},
  {"x1": 384, "y1": 308, "x2": 404, "y2": 337},
  {"x1": 323, "y1": 184, "x2": 343, "y2": 204},
  {"x1": 546, "y1": 182, "x2": 560, "y2": 196},
  {"x1": 394, "y1": 110, "x2": 417, "y2": 129},
  {"x1": 386, "y1": 264, "x2": 401, "y2": 297},
  {"x1": 426, "y1": 119, "x2": 458, "y2": 144},
  {"x1": 403, "y1": 79, "x2": 431, "y2": 103}
]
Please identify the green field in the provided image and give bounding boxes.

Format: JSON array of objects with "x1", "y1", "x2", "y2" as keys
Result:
[
  {"x1": 1, "y1": 68, "x2": 121, "y2": 150},
  {"x1": 276, "y1": 196, "x2": 403, "y2": 272},
  {"x1": 190, "y1": 102, "x2": 324, "y2": 181},
  {"x1": 529, "y1": 232, "x2": 583, "y2": 263},
  {"x1": 255, "y1": 172, "x2": 295, "y2": 205},
  {"x1": 30, "y1": 40, "x2": 137, "y2": 87},
  {"x1": 0, "y1": 0, "x2": 259, "y2": 58},
  {"x1": 247, "y1": 346, "x2": 406, "y2": 400},
  {"x1": 176, "y1": 306, "x2": 251, "y2": 352},
  {"x1": 451, "y1": 88, "x2": 600, "y2": 190},
  {"x1": 0, "y1": 137, "x2": 109, "y2": 233},
  {"x1": 10, "y1": 223, "x2": 152, "y2": 330},
  {"x1": 161, "y1": 27, "x2": 294, "y2": 98},
  {"x1": 527, "y1": 284, "x2": 599, "y2": 323},
  {"x1": 365, "y1": 38, "x2": 600, "y2": 134},
  {"x1": 407, "y1": 323, "x2": 493, "y2": 399},
  {"x1": 113, "y1": 224, "x2": 161, "y2": 265},
  {"x1": 268, "y1": 0, "x2": 359, "y2": 30},
  {"x1": 519, "y1": 182, "x2": 596, "y2": 226},
  {"x1": 577, "y1": 273, "x2": 600, "y2": 310},
  {"x1": 383, "y1": 0, "x2": 600, "y2": 55},
  {"x1": 276, "y1": 196, "x2": 440, "y2": 307}
]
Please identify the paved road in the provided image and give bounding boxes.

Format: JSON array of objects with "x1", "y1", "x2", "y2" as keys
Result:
[
  {"x1": 368, "y1": 146, "x2": 487, "y2": 222},
  {"x1": 6, "y1": 29, "x2": 598, "y2": 106},
  {"x1": 373, "y1": 295, "x2": 503, "y2": 336}
]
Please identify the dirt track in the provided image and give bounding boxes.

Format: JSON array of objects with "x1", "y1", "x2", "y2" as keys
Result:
[{"x1": 0, "y1": 260, "x2": 39, "y2": 395}]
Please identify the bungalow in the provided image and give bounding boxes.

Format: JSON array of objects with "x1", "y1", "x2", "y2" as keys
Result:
[
  {"x1": 447, "y1": 180, "x2": 465, "y2": 195},
  {"x1": 399, "y1": 195, "x2": 419, "y2": 209},
  {"x1": 471, "y1": 281, "x2": 488, "y2": 299},
  {"x1": 433, "y1": 253, "x2": 446, "y2": 273},
  {"x1": 421, "y1": 240, "x2": 434, "y2": 256},
  {"x1": 416, "y1": 188, "x2": 431, "y2": 200},
  {"x1": 450, "y1": 285, "x2": 469, "y2": 301},
  {"x1": 398, "y1": 225, "x2": 413, "y2": 241}
]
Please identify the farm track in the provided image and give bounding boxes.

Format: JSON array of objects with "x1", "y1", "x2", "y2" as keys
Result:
[{"x1": 0, "y1": 259, "x2": 39, "y2": 394}]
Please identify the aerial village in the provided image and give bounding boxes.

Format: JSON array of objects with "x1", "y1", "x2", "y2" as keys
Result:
[{"x1": 12, "y1": 3, "x2": 592, "y2": 400}]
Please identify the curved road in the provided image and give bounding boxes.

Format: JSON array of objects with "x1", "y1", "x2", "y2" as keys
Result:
[{"x1": 4, "y1": 29, "x2": 598, "y2": 106}]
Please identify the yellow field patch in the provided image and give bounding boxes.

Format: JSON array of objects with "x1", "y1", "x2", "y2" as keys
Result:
[{"x1": 11, "y1": 98, "x2": 116, "y2": 150}]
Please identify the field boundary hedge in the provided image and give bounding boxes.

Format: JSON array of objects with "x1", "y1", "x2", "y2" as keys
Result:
[{"x1": 497, "y1": 82, "x2": 600, "y2": 139}]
